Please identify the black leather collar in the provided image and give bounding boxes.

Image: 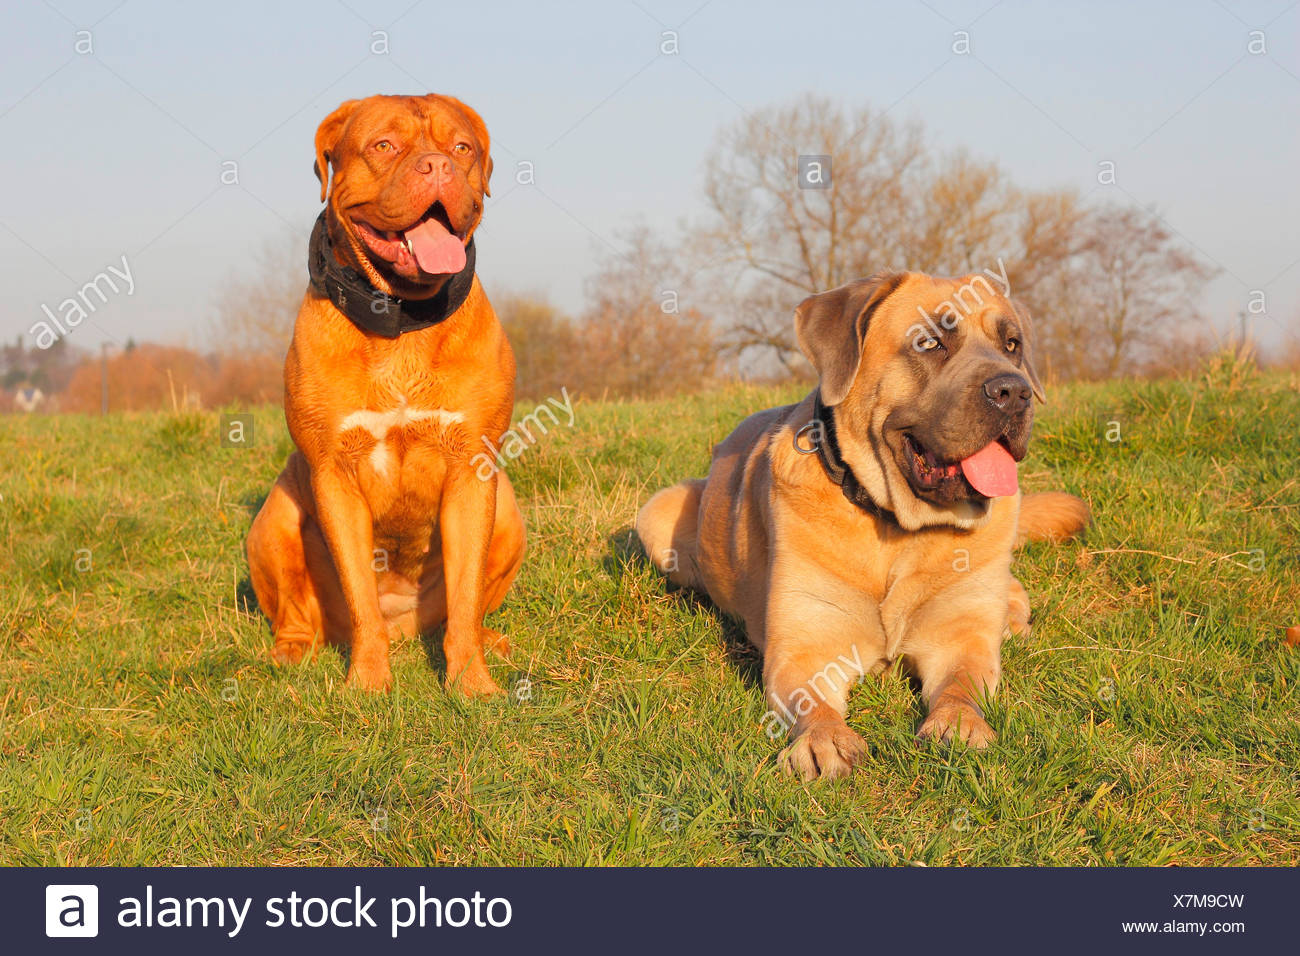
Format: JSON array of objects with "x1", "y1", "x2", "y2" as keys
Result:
[
  {"x1": 307, "y1": 211, "x2": 476, "y2": 337},
  {"x1": 808, "y1": 391, "x2": 892, "y2": 520}
]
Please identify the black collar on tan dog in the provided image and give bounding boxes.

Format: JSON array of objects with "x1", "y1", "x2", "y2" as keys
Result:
[
  {"x1": 807, "y1": 391, "x2": 892, "y2": 520},
  {"x1": 307, "y1": 211, "x2": 476, "y2": 338}
]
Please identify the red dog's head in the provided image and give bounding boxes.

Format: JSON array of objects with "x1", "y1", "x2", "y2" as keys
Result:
[{"x1": 313, "y1": 93, "x2": 492, "y2": 299}]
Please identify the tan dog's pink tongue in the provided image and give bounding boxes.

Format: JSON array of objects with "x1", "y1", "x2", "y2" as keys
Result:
[
  {"x1": 960, "y1": 441, "x2": 1018, "y2": 497},
  {"x1": 405, "y1": 217, "x2": 465, "y2": 275}
]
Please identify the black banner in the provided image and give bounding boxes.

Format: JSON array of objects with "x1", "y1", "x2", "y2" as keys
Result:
[{"x1": 11, "y1": 867, "x2": 1288, "y2": 953}]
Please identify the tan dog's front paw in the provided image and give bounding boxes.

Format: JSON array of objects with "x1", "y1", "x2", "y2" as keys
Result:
[
  {"x1": 779, "y1": 721, "x2": 868, "y2": 782},
  {"x1": 917, "y1": 702, "x2": 995, "y2": 748},
  {"x1": 346, "y1": 660, "x2": 393, "y2": 692}
]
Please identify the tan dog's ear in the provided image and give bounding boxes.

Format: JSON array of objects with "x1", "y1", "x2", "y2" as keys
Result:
[
  {"x1": 437, "y1": 95, "x2": 493, "y2": 197},
  {"x1": 1010, "y1": 300, "x2": 1047, "y2": 403},
  {"x1": 314, "y1": 99, "x2": 360, "y2": 203},
  {"x1": 794, "y1": 272, "x2": 906, "y2": 405}
]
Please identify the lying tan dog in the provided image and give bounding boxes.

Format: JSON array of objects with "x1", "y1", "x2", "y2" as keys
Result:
[
  {"x1": 636, "y1": 271, "x2": 1087, "y2": 779},
  {"x1": 246, "y1": 94, "x2": 523, "y2": 694}
]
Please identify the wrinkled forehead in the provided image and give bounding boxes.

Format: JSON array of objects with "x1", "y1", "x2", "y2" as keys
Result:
[
  {"x1": 345, "y1": 96, "x2": 475, "y2": 146},
  {"x1": 892, "y1": 273, "x2": 1016, "y2": 340}
]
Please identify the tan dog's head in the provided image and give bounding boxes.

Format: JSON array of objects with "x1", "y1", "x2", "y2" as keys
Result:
[
  {"x1": 795, "y1": 271, "x2": 1045, "y2": 531},
  {"x1": 313, "y1": 93, "x2": 493, "y2": 299}
]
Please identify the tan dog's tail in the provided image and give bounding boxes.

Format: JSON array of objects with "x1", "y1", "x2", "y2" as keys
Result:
[
  {"x1": 1016, "y1": 492, "x2": 1089, "y2": 547},
  {"x1": 636, "y1": 479, "x2": 708, "y2": 591}
]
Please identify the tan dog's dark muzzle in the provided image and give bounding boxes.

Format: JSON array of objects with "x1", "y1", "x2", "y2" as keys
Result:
[{"x1": 983, "y1": 373, "x2": 1032, "y2": 415}]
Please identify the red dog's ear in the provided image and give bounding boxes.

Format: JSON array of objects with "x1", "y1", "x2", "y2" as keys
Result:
[
  {"x1": 314, "y1": 99, "x2": 360, "y2": 203},
  {"x1": 436, "y1": 95, "x2": 493, "y2": 197}
]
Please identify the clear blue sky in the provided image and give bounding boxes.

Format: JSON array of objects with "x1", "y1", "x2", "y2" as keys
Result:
[{"x1": 2, "y1": 0, "x2": 1297, "y2": 354}]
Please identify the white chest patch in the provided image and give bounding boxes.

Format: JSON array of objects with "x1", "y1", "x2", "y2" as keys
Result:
[{"x1": 338, "y1": 404, "x2": 464, "y2": 475}]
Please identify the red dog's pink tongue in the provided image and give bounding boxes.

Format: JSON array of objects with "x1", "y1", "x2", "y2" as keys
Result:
[
  {"x1": 404, "y1": 217, "x2": 465, "y2": 275},
  {"x1": 960, "y1": 441, "x2": 1018, "y2": 497}
]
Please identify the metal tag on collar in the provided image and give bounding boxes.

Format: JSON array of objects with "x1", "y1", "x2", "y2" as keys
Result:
[{"x1": 794, "y1": 418, "x2": 822, "y2": 455}]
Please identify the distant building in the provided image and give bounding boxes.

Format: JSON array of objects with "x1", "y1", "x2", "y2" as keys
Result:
[{"x1": 14, "y1": 386, "x2": 45, "y2": 412}]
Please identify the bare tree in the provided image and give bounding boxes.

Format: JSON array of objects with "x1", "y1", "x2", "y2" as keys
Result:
[
  {"x1": 694, "y1": 95, "x2": 927, "y2": 368},
  {"x1": 578, "y1": 225, "x2": 719, "y2": 397},
  {"x1": 1022, "y1": 205, "x2": 1217, "y2": 379},
  {"x1": 1081, "y1": 206, "x2": 1216, "y2": 378},
  {"x1": 693, "y1": 94, "x2": 1215, "y2": 382},
  {"x1": 209, "y1": 229, "x2": 304, "y2": 359},
  {"x1": 693, "y1": 95, "x2": 1042, "y2": 370},
  {"x1": 907, "y1": 151, "x2": 1018, "y2": 274},
  {"x1": 495, "y1": 292, "x2": 579, "y2": 400}
]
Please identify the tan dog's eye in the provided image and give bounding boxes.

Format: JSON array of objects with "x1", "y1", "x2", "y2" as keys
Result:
[
  {"x1": 918, "y1": 336, "x2": 942, "y2": 352},
  {"x1": 1006, "y1": 338, "x2": 1020, "y2": 354},
  {"x1": 373, "y1": 140, "x2": 393, "y2": 152},
  {"x1": 452, "y1": 142, "x2": 472, "y2": 155}
]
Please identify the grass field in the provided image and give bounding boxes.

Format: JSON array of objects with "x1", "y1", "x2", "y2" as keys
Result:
[{"x1": 2, "y1": 357, "x2": 1297, "y2": 866}]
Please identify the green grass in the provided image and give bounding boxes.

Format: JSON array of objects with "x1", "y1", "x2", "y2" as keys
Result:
[{"x1": 2, "y1": 359, "x2": 1297, "y2": 866}]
